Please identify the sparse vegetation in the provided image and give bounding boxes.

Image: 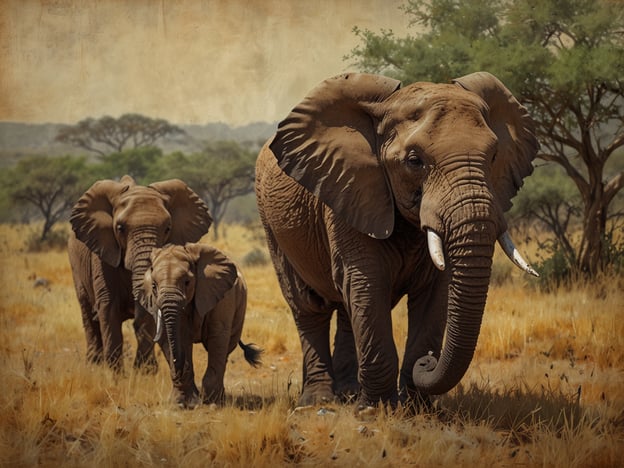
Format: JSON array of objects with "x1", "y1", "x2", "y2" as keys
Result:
[{"x1": 0, "y1": 222, "x2": 622, "y2": 466}]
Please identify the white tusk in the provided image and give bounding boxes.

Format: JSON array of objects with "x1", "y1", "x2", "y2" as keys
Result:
[
  {"x1": 153, "y1": 308, "x2": 163, "y2": 342},
  {"x1": 427, "y1": 229, "x2": 446, "y2": 271},
  {"x1": 498, "y1": 231, "x2": 539, "y2": 277}
]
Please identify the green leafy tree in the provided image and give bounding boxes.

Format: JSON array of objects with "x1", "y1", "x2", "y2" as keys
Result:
[
  {"x1": 347, "y1": 0, "x2": 624, "y2": 276},
  {"x1": 156, "y1": 141, "x2": 256, "y2": 239},
  {"x1": 94, "y1": 146, "x2": 163, "y2": 184},
  {"x1": 510, "y1": 164, "x2": 582, "y2": 264},
  {"x1": 56, "y1": 113, "x2": 185, "y2": 156},
  {"x1": 4, "y1": 155, "x2": 92, "y2": 241}
]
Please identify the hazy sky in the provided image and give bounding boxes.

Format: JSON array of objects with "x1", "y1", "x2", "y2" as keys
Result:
[{"x1": 0, "y1": 0, "x2": 410, "y2": 126}]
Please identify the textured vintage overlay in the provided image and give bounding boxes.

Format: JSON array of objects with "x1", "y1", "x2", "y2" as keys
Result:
[{"x1": 0, "y1": 0, "x2": 408, "y2": 126}]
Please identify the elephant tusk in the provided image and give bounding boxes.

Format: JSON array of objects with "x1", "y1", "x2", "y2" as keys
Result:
[
  {"x1": 498, "y1": 231, "x2": 539, "y2": 277},
  {"x1": 427, "y1": 229, "x2": 446, "y2": 271},
  {"x1": 153, "y1": 308, "x2": 163, "y2": 342}
]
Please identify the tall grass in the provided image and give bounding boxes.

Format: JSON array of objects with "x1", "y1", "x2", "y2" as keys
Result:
[{"x1": 0, "y1": 223, "x2": 622, "y2": 466}]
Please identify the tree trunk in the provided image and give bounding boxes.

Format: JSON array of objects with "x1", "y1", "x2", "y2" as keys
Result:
[{"x1": 577, "y1": 172, "x2": 607, "y2": 276}]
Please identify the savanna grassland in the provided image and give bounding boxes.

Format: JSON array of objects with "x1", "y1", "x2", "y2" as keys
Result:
[{"x1": 0, "y1": 223, "x2": 622, "y2": 467}]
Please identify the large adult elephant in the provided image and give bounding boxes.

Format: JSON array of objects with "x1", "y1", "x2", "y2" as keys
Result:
[
  {"x1": 255, "y1": 72, "x2": 539, "y2": 408},
  {"x1": 68, "y1": 175, "x2": 212, "y2": 371}
]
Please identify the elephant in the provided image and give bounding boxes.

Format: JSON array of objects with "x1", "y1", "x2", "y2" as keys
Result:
[
  {"x1": 141, "y1": 242, "x2": 262, "y2": 407},
  {"x1": 255, "y1": 71, "x2": 539, "y2": 409},
  {"x1": 67, "y1": 175, "x2": 213, "y2": 372}
]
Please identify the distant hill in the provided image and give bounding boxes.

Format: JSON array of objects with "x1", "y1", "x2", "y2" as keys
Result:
[{"x1": 0, "y1": 121, "x2": 277, "y2": 166}]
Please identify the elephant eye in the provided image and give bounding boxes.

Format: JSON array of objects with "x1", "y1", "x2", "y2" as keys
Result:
[
  {"x1": 116, "y1": 223, "x2": 125, "y2": 233},
  {"x1": 406, "y1": 154, "x2": 425, "y2": 169}
]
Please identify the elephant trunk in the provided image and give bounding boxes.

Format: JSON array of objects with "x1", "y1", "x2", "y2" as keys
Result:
[
  {"x1": 159, "y1": 294, "x2": 188, "y2": 383},
  {"x1": 413, "y1": 208, "x2": 496, "y2": 395},
  {"x1": 129, "y1": 226, "x2": 161, "y2": 303}
]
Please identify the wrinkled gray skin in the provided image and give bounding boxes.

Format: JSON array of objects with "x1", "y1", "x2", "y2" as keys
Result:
[
  {"x1": 68, "y1": 175, "x2": 212, "y2": 371},
  {"x1": 255, "y1": 72, "x2": 538, "y2": 408},
  {"x1": 142, "y1": 243, "x2": 262, "y2": 408}
]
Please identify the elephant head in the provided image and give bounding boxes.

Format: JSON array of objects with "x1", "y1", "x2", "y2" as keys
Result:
[
  {"x1": 70, "y1": 175, "x2": 213, "y2": 302},
  {"x1": 142, "y1": 243, "x2": 238, "y2": 406},
  {"x1": 269, "y1": 72, "x2": 538, "y2": 395}
]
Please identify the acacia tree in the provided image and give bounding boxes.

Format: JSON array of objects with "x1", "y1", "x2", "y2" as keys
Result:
[
  {"x1": 347, "y1": 0, "x2": 624, "y2": 275},
  {"x1": 95, "y1": 146, "x2": 164, "y2": 184},
  {"x1": 56, "y1": 114, "x2": 185, "y2": 156},
  {"x1": 4, "y1": 155, "x2": 91, "y2": 241},
  {"x1": 157, "y1": 141, "x2": 256, "y2": 239}
]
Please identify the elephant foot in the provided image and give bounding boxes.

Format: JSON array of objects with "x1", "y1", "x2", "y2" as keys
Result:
[
  {"x1": 177, "y1": 394, "x2": 201, "y2": 410},
  {"x1": 398, "y1": 384, "x2": 436, "y2": 415},
  {"x1": 297, "y1": 382, "x2": 337, "y2": 408},
  {"x1": 106, "y1": 355, "x2": 124, "y2": 374},
  {"x1": 354, "y1": 388, "x2": 399, "y2": 412},
  {"x1": 334, "y1": 379, "x2": 360, "y2": 403},
  {"x1": 133, "y1": 353, "x2": 158, "y2": 374},
  {"x1": 172, "y1": 385, "x2": 201, "y2": 409},
  {"x1": 202, "y1": 387, "x2": 226, "y2": 406},
  {"x1": 85, "y1": 343, "x2": 104, "y2": 364}
]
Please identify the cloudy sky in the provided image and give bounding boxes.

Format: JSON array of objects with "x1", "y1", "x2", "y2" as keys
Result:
[{"x1": 0, "y1": 0, "x2": 410, "y2": 126}]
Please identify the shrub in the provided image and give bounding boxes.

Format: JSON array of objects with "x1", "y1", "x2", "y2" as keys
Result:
[
  {"x1": 242, "y1": 247, "x2": 270, "y2": 267},
  {"x1": 531, "y1": 232, "x2": 624, "y2": 291},
  {"x1": 25, "y1": 228, "x2": 69, "y2": 252}
]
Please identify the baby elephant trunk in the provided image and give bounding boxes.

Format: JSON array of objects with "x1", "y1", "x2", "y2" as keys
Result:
[{"x1": 158, "y1": 295, "x2": 191, "y2": 385}]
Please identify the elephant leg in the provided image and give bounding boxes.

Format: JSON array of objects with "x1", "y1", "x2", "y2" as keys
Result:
[
  {"x1": 99, "y1": 307, "x2": 124, "y2": 372},
  {"x1": 294, "y1": 307, "x2": 335, "y2": 406},
  {"x1": 332, "y1": 305, "x2": 359, "y2": 401},
  {"x1": 348, "y1": 297, "x2": 399, "y2": 408},
  {"x1": 263, "y1": 225, "x2": 336, "y2": 406},
  {"x1": 399, "y1": 279, "x2": 448, "y2": 410},
  {"x1": 201, "y1": 328, "x2": 231, "y2": 405},
  {"x1": 76, "y1": 292, "x2": 103, "y2": 364},
  {"x1": 132, "y1": 304, "x2": 158, "y2": 373}
]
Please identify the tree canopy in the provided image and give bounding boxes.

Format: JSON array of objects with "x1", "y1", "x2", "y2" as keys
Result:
[
  {"x1": 55, "y1": 114, "x2": 185, "y2": 156},
  {"x1": 0, "y1": 136, "x2": 259, "y2": 246},
  {"x1": 347, "y1": 0, "x2": 624, "y2": 276},
  {"x1": 154, "y1": 141, "x2": 256, "y2": 239},
  {"x1": 3, "y1": 155, "x2": 92, "y2": 241},
  {"x1": 96, "y1": 146, "x2": 164, "y2": 184}
]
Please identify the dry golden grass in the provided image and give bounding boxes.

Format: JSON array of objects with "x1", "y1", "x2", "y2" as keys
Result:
[{"x1": 0, "y1": 222, "x2": 622, "y2": 467}]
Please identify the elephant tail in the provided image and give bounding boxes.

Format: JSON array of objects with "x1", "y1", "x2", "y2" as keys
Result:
[{"x1": 239, "y1": 341, "x2": 263, "y2": 368}]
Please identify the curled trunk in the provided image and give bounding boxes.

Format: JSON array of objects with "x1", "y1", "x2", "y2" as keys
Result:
[{"x1": 413, "y1": 219, "x2": 495, "y2": 395}]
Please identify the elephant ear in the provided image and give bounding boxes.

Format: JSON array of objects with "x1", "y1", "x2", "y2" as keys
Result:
[
  {"x1": 185, "y1": 243, "x2": 238, "y2": 319},
  {"x1": 270, "y1": 73, "x2": 402, "y2": 239},
  {"x1": 453, "y1": 72, "x2": 539, "y2": 212},
  {"x1": 149, "y1": 179, "x2": 213, "y2": 244},
  {"x1": 69, "y1": 176, "x2": 136, "y2": 267}
]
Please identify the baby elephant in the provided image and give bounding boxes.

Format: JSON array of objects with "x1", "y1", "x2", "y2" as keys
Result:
[{"x1": 142, "y1": 242, "x2": 262, "y2": 408}]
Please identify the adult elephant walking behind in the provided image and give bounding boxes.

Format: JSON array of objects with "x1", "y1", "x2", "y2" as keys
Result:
[
  {"x1": 255, "y1": 72, "x2": 539, "y2": 409},
  {"x1": 68, "y1": 175, "x2": 212, "y2": 371}
]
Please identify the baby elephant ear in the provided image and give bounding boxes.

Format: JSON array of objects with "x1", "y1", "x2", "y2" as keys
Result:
[
  {"x1": 270, "y1": 73, "x2": 402, "y2": 239},
  {"x1": 185, "y1": 243, "x2": 238, "y2": 318},
  {"x1": 453, "y1": 72, "x2": 539, "y2": 212}
]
